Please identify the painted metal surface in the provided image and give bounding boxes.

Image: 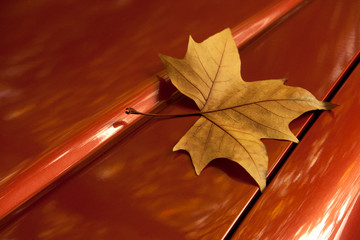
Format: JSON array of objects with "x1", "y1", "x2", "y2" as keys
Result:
[
  {"x1": 231, "y1": 59, "x2": 360, "y2": 240},
  {"x1": 0, "y1": 1, "x2": 360, "y2": 239},
  {"x1": 0, "y1": 0, "x2": 279, "y2": 180},
  {"x1": 0, "y1": 0, "x2": 306, "y2": 220},
  {"x1": 1, "y1": 0, "x2": 360, "y2": 239}
]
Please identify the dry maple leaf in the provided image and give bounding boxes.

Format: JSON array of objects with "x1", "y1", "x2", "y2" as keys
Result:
[{"x1": 157, "y1": 28, "x2": 336, "y2": 191}]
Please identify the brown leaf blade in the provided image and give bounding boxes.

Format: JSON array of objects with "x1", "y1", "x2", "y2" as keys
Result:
[{"x1": 160, "y1": 28, "x2": 336, "y2": 190}]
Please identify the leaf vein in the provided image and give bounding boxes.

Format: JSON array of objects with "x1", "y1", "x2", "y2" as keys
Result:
[
  {"x1": 254, "y1": 103, "x2": 292, "y2": 118},
  {"x1": 202, "y1": 115, "x2": 259, "y2": 171},
  {"x1": 204, "y1": 123, "x2": 214, "y2": 153},
  {"x1": 202, "y1": 39, "x2": 228, "y2": 110},
  {"x1": 231, "y1": 108, "x2": 294, "y2": 138},
  {"x1": 275, "y1": 101, "x2": 304, "y2": 113},
  {"x1": 167, "y1": 61, "x2": 208, "y2": 103},
  {"x1": 192, "y1": 45, "x2": 214, "y2": 85}
]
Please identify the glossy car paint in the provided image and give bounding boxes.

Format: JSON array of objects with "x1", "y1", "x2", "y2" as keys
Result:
[
  {"x1": 0, "y1": 0, "x2": 306, "y2": 220},
  {"x1": 231, "y1": 59, "x2": 360, "y2": 240},
  {"x1": 0, "y1": 0, "x2": 278, "y2": 180},
  {"x1": 1, "y1": 0, "x2": 360, "y2": 239}
]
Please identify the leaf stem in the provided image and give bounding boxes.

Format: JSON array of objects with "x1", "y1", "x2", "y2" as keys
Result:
[
  {"x1": 125, "y1": 98, "x2": 336, "y2": 118},
  {"x1": 125, "y1": 108, "x2": 202, "y2": 118}
]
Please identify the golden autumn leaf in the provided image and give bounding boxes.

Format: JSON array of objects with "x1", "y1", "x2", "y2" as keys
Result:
[{"x1": 158, "y1": 28, "x2": 336, "y2": 191}]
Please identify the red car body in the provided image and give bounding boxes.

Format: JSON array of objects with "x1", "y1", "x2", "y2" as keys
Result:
[{"x1": 1, "y1": 0, "x2": 360, "y2": 239}]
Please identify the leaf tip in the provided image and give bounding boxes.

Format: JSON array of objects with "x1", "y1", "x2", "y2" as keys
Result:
[
  {"x1": 219, "y1": 27, "x2": 232, "y2": 37},
  {"x1": 323, "y1": 102, "x2": 339, "y2": 110},
  {"x1": 255, "y1": 170, "x2": 267, "y2": 192},
  {"x1": 285, "y1": 133, "x2": 299, "y2": 143},
  {"x1": 173, "y1": 144, "x2": 203, "y2": 176},
  {"x1": 158, "y1": 53, "x2": 165, "y2": 61},
  {"x1": 158, "y1": 53, "x2": 173, "y2": 68},
  {"x1": 188, "y1": 35, "x2": 197, "y2": 49}
]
